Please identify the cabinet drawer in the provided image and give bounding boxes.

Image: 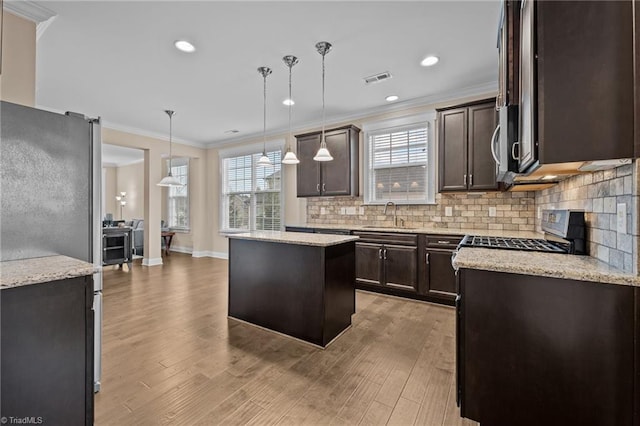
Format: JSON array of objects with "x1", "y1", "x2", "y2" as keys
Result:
[
  {"x1": 425, "y1": 235, "x2": 463, "y2": 249},
  {"x1": 352, "y1": 232, "x2": 418, "y2": 246}
]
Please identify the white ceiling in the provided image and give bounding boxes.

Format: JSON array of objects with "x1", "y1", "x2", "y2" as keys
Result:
[
  {"x1": 31, "y1": 1, "x2": 500, "y2": 148},
  {"x1": 102, "y1": 143, "x2": 144, "y2": 167}
]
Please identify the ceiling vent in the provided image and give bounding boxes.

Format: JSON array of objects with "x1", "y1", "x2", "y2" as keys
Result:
[{"x1": 364, "y1": 71, "x2": 392, "y2": 85}]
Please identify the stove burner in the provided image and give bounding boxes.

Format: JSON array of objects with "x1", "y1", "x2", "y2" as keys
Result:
[{"x1": 460, "y1": 236, "x2": 570, "y2": 253}]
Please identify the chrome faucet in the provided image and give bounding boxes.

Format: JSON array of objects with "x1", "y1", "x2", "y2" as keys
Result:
[{"x1": 384, "y1": 201, "x2": 398, "y2": 227}]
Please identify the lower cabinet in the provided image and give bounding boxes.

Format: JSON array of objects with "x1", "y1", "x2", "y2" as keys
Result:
[
  {"x1": 1, "y1": 276, "x2": 94, "y2": 425},
  {"x1": 458, "y1": 268, "x2": 638, "y2": 426},
  {"x1": 354, "y1": 232, "x2": 418, "y2": 294},
  {"x1": 420, "y1": 235, "x2": 462, "y2": 304}
]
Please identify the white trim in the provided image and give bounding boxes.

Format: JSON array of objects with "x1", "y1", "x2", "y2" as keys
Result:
[
  {"x1": 169, "y1": 245, "x2": 192, "y2": 254},
  {"x1": 205, "y1": 81, "x2": 497, "y2": 149},
  {"x1": 218, "y1": 139, "x2": 285, "y2": 159},
  {"x1": 102, "y1": 121, "x2": 206, "y2": 148},
  {"x1": 4, "y1": 1, "x2": 56, "y2": 23},
  {"x1": 363, "y1": 111, "x2": 437, "y2": 205},
  {"x1": 36, "y1": 16, "x2": 56, "y2": 40},
  {"x1": 192, "y1": 250, "x2": 228, "y2": 259},
  {"x1": 142, "y1": 257, "x2": 163, "y2": 267}
]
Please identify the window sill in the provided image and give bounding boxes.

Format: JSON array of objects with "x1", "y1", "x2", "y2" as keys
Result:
[{"x1": 169, "y1": 228, "x2": 191, "y2": 234}]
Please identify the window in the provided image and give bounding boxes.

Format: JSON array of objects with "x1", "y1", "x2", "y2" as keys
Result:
[
  {"x1": 221, "y1": 147, "x2": 283, "y2": 232},
  {"x1": 364, "y1": 113, "x2": 436, "y2": 204},
  {"x1": 167, "y1": 158, "x2": 189, "y2": 230}
]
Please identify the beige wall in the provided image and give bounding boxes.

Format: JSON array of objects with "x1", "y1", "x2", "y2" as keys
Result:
[
  {"x1": 115, "y1": 161, "x2": 144, "y2": 221},
  {"x1": 103, "y1": 166, "x2": 117, "y2": 219},
  {"x1": 1, "y1": 12, "x2": 36, "y2": 106}
]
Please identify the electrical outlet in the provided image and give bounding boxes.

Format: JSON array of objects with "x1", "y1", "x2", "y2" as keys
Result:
[
  {"x1": 488, "y1": 207, "x2": 497, "y2": 217},
  {"x1": 346, "y1": 207, "x2": 356, "y2": 215},
  {"x1": 445, "y1": 206, "x2": 453, "y2": 217},
  {"x1": 617, "y1": 203, "x2": 627, "y2": 234},
  {"x1": 359, "y1": 207, "x2": 364, "y2": 215},
  {"x1": 340, "y1": 207, "x2": 346, "y2": 215},
  {"x1": 320, "y1": 207, "x2": 326, "y2": 215}
]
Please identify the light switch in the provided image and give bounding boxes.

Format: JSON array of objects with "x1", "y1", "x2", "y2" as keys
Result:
[
  {"x1": 445, "y1": 206, "x2": 453, "y2": 217},
  {"x1": 488, "y1": 207, "x2": 497, "y2": 217},
  {"x1": 320, "y1": 207, "x2": 326, "y2": 215},
  {"x1": 359, "y1": 207, "x2": 364, "y2": 215},
  {"x1": 346, "y1": 207, "x2": 356, "y2": 215},
  {"x1": 617, "y1": 203, "x2": 627, "y2": 234}
]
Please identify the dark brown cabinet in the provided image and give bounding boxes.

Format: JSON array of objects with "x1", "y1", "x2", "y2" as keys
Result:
[
  {"x1": 102, "y1": 227, "x2": 132, "y2": 269},
  {"x1": 354, "y1": 232, "x2": 418, "y2": 293},
  {"x1": 1, "y1": 276, "x2": 94, "y2": 425},
  {"x1": 438, "y1": 100, "x2": 498, "y2": 192},
  {"x1": 513, "y1": 0, "x2": 637, "y2": 173},
  {"x1": 420, "y1": 235, "x2": 462, "y2": 303},
  {"x1": 296, "y1": 125, "x2": 360, "y2": 197},
  {"x1": 458, "y1": 268, "x2": 638, "y2": 426}
]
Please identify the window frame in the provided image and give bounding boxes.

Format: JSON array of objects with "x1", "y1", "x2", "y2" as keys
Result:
[
  {"x1": 166, "y1": 157, "x2": 190, "y2": 231},
  {"x1": 218, "y1": 140, "x2": 285, "y2": 233},
  {"x1": 363, "y1": 112, "x2": 437, "y2": 205}
]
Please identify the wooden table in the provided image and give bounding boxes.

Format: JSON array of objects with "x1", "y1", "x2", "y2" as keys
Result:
[{"x1": 161, "y1": 231, "x2": 175, "y2": 256}]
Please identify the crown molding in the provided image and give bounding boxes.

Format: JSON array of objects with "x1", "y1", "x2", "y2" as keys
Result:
[
  {"x1": 4, "y1": 0, "x2": 56, "y2": 23},
  {"x1": 204, "y1": 80, "x2": 497, "y2": 149},
  {"x1": 101, "y1": 120, "x2": 207, "y2": 149}
]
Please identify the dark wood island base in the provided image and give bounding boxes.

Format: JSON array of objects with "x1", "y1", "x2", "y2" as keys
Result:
[{"x1": 228, "y1": 232, "x2": 357, "y2": 348}]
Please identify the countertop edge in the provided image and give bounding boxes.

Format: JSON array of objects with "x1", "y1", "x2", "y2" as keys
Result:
[
  {"x1": 1, "y1": 255, "x2": 98, "y2": 290},
  {"x1": 227, "y1": 231, "x2": 359, "y2": 247}
]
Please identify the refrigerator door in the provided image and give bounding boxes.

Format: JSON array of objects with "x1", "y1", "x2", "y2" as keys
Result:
[{"x1": 0, "y1": 101, "x2": 92, "y2": 262}]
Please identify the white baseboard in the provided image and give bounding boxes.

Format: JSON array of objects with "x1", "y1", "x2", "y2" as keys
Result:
[
  {"x1": 170, "y1": 245, "x2": 193, "y2": 254},
  {"x1": 142, "y1": 257, "x2": 163, "y2": 267},
  {"x1": 192, "y1": 250, "x2": 228, "y2": 260}
]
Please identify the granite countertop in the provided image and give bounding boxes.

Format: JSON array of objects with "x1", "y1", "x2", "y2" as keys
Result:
[
  {"x1": 227, "y1": 231, "x2": 359, "y2": 247},
  {"x1": 0, "y1": 255, "x2": 98, "y2": 289},
  {"x1": 286, "y1": 223, "x2": 543, "y2": 239},
  {"x1": 453, "y1": 247, "x2": 640, "y2": 287}
]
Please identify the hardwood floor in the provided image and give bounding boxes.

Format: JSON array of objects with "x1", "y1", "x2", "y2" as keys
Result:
[{"x1": 96, "y1": 253, "x2": 475, "y2": 426}]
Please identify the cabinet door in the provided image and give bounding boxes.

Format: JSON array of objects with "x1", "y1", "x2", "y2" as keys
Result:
[
  {"x1": 438, "y1": 108, "x2": 468, "y2": 191},
  {"x1": 355, "y1": 242, "x2": 383, "y2": 286},
  {"x1": 296, "y1": 134, "x2": 321, "y2": 197},
  {"x1": 468, "y1": 103, "x2": 499, "y2": 190},
  {"x1": 517, "y1": 0, "x2": 537, "y2": 172},
  {"x1": 425, "y1": 249, "x2": 457, "y2": 301},
  {"x1": 383, "y1": 244, "x2": 418, "y2": 292},
  {"x1": 322, "y1": 129, "x2": 353, "y2": 196}
]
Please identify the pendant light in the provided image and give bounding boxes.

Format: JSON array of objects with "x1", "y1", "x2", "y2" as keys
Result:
[
  {"x1": 313, "y1": 41, "x2": 333, "y2": 162},
  {"x1": 281, "y1": 55, "x2": 300, "y2": 165},
  {"x1": 157, "y1": 110, "x2": 184, "y2": 187},
  {"x1": 257, "y1": 66, "x2": 273, "y2": 167}
]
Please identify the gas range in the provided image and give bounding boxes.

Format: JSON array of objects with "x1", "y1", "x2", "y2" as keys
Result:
[{"x1": 458, "y1": 210, "x2": 586, "y2": 255}]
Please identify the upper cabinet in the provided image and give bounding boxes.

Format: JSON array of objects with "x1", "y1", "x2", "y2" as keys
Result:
[
  {"x1": 296, "y1": 125, "x2": 360, "y2": 197},
  {"x1": 438, "y1": 99, "x2": 499, "y2": 192},
  {"x1": 511, "y1": 0, "x2": 637, "y2": 173}
]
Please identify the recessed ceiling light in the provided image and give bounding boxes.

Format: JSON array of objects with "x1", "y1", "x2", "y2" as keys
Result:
[
  {"x1": 174, "y1": 40, "x2": 196, "y2": 53},
  {"x1": 283, "y1": 99, "x2": 295, "y2": 106},
  {"x1": 420, "y1": 55, "x2": 439, "y2": 67},
  {"x1": 385, "y1": 95, "x2": 399, "y2": 102}
]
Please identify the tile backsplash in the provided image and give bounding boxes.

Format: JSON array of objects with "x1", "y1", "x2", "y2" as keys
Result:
[
  {"x1": 306, "y1": 192, "x2": 536, "y2": 232},
  {"x1": 535, "y1": 162, "x2": 639, "y2": 274},
  {"x1": 306, "y1": 161, "x2": 639, "y2": 274}
]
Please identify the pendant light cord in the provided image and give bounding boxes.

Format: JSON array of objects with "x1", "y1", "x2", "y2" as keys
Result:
[
  {"x1": 321, "y1": 51, "x2": 326, "y2": 148},
  {"x1": 288, "y1": 65, "x2": 293, "y2": 147},
  {"x1": 168, "y1": 112, "x2": 173, "y2": 176},
  {"x1": 263, "y1": 73, "x2": 267, "y2": 154}
]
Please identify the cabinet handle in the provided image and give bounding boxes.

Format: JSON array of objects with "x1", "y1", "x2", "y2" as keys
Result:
[
  {"x1": 322, "y1": 183, "x2": 326, "y2": 192},
  {"x1": 490, "y1": 124, "x2": 501, "y2": 165},
  {"x1": 463, "y1": 174, "x2": 467, "y2": 186},
  {"x1": 437, "y1": 240, "x2": 449, "y2": 244},
  {"x1": 383, "y1": 248, "x2": 387, "y2": 260},
  {"x1": 469, "y1": 174, "x2": 473, "y2": 186},
  {"x1": 317, "y1": 183, "x2": 320, "y2": 192},
  {"x1": 426, "y1": 252, "x2": 430, "y2": 264},
  {"x1": 379, "y1": 248, "x2": 383, "y2": 259}
]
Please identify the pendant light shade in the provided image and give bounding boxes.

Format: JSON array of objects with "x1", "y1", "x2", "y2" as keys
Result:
[
  {"x1": 313, "y1": 41, "x2": 333, "y2": 162},
  {"x1": 157, "y1": 110, "x2": 184, "y2": 187},
  {"x1": 257, "y1": 66, "x2": 273, "y2": 167},
  {"x1": 282, "y1": 55, "x2": 300, "y2": 165}
]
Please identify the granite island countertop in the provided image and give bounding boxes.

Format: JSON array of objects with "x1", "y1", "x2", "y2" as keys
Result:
[
  {"x1": 286, "y1": 223, "x2": 543, "y2": 239},
  {"x1": 226, "y1": 231, "x2": 359, "y2": 247},
  {"x1": 0, "y1": 255, "x2": 98, "y2": 289},
  {"x1": 453, "y1": 247, "x2": 640, "y2": 287}
]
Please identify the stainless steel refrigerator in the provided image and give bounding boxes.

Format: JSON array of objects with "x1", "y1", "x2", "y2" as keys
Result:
[{"x1": 0, "y1": 101, "x2": 103, "y2": 392}]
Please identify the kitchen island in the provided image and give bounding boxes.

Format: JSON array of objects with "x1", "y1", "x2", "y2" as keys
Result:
[{"x1": 227, "y1": 231, "x2": 358, "y2": 347}]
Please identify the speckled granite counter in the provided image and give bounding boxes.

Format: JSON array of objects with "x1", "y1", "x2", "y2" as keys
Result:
[
  {"x1": 0, "y1": 255, "x2": 97, "y2": 289},
  {"x1": 286, "y1": 223, "x2": 542, "y2": 239},
  {"x1": 227, "y1": 231, "x2": 359, "y2": 247},
  {"x1": 453, "y1": 247, "x2": 640, "y2": 287}
]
